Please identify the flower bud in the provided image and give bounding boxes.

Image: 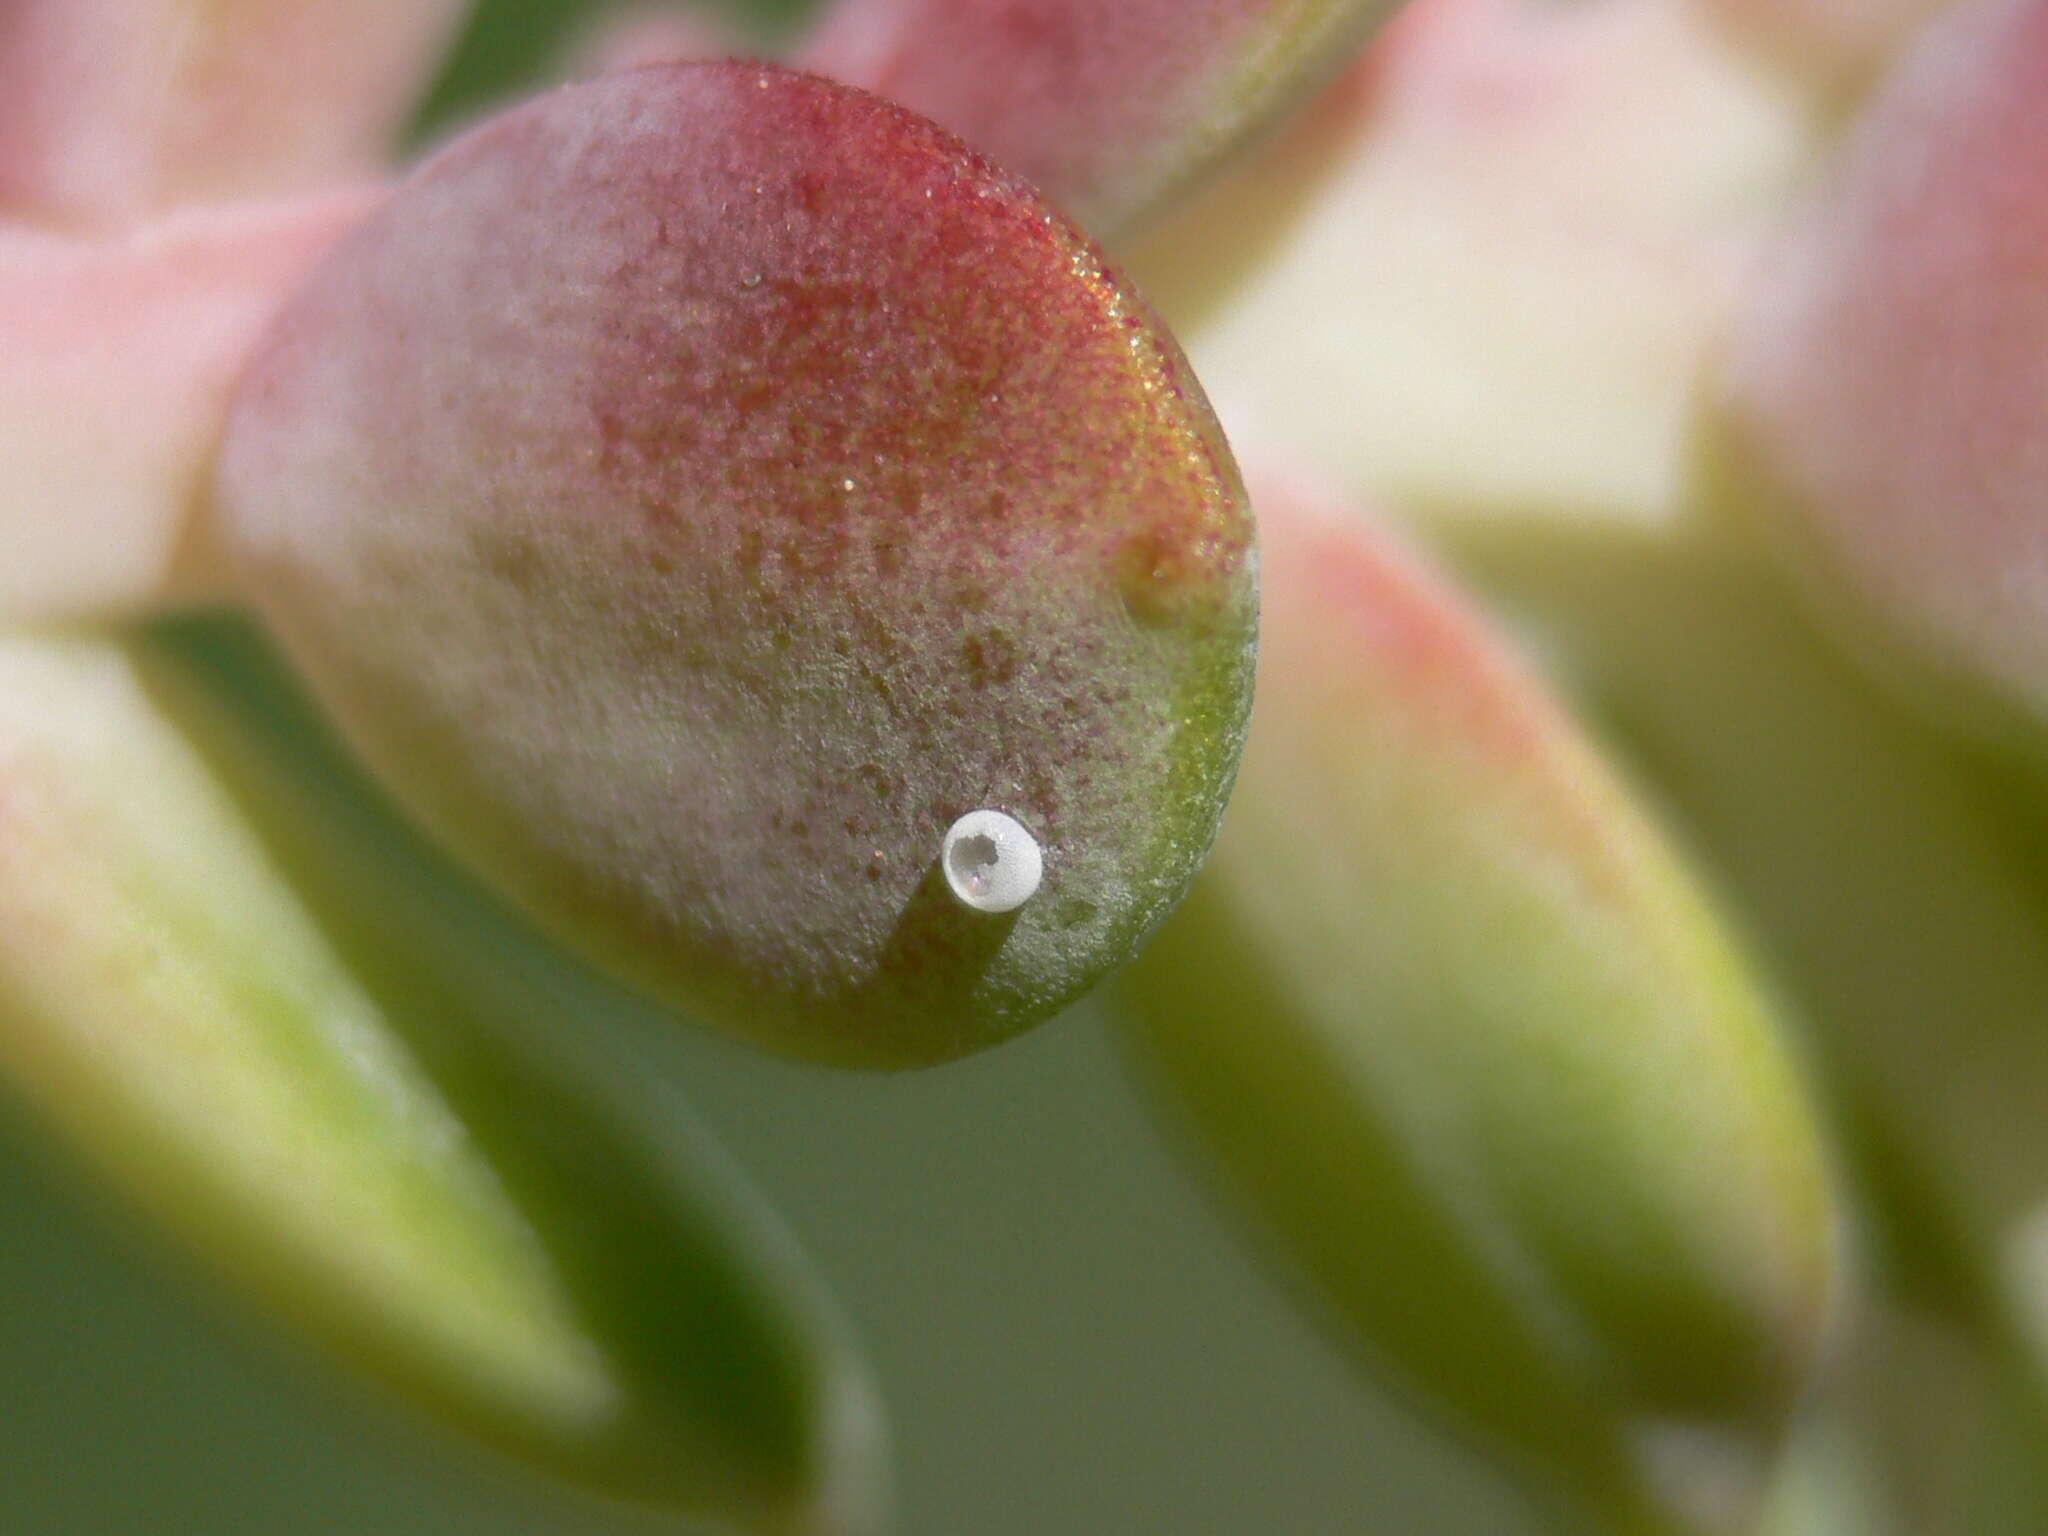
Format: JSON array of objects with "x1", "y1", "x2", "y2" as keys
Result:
[
  {"x1": 0, "y1": 628, "x2": 881, "y2": 1536},
  {"x1": 214, "y1": 63, "x2": 1257, "y2": 1066},
  {"x1": 799, "y1": 0, "x2": 1407, "y2": 234},
  {"x1": 1710, "y1": 0, "x2": 2048, "y2": 746},
  {"x1": 1115, "y1": 462, "x2": 1841, "y2": 1534},
  {"x1": 1472, "y1": 525, "x2": 2048, "y2": 1320}
]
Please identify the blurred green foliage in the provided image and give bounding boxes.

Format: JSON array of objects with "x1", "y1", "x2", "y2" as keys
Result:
[{"x1": 418, "y1": 0, "x2": 821, "y2": 133}]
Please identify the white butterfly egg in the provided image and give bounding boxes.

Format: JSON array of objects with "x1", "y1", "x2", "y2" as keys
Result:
[{"x1": 941, "y1": 810, "x2": 1044, "y2": 914}]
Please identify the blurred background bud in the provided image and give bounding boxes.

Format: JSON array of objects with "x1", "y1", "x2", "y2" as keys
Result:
[
  {"x1": 1708, "y1": 0, "x2": 2048, "y2": 752},
  {"x1": 1129, "y1": 0, "x2": 1814, "y2": 536},
  {"x1": 1692, "y1": 0, "x2": 1961, "y2": 105},
  {"x1": 0, "y1": 627, "x2": 883, "y2": 1536},
  {"x1": 1115, "y1": 460, "x2": 1842, "y2": 1536},
  {"x1": 798, "y1": 0, "x2": 1408, "y2": 235},
  {"x1": 0, "y1": 0, "x2": 473, "y2": 226}
]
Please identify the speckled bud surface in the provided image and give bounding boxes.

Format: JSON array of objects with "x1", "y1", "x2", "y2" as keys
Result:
[{"x1": 216, "y1": 63, "x2": 1256, "y2": 1067}]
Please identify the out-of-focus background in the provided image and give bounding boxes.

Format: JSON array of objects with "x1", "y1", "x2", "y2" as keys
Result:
[
  {"x1": 0, "y1": 4, "x2": 1546, "y2": 1531},
  {"x1": 1, "y1": 1009, "x2": 1540, "y2": 1534}
]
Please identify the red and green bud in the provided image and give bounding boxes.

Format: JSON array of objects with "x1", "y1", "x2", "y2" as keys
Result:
[{"x1": 215, "y1": 63, "x2": 1257, "y2": 1066}]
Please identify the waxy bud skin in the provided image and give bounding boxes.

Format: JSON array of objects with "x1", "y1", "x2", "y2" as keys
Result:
[
  {"x1": 215, "y1": 62, "x2": 1256, "y2": 1067},
  {"x1": 1116, "y1": 463, "x2": 1840, "y2": 1535}
]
